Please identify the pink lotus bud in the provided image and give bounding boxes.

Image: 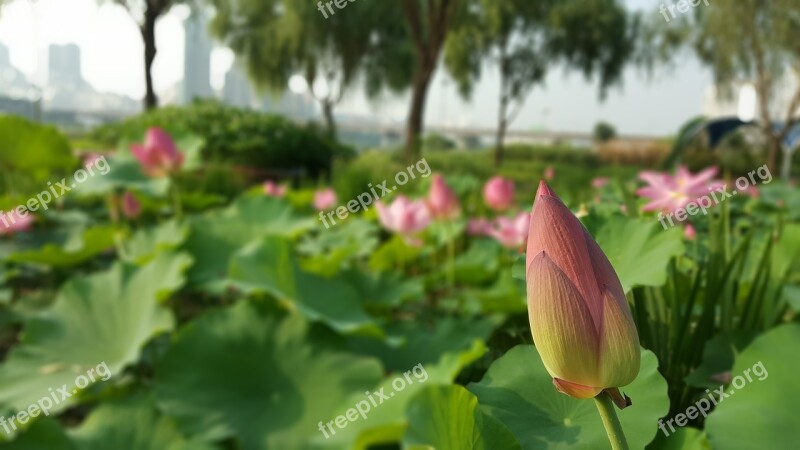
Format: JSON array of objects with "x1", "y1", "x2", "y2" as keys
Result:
[
  {"x1": 263, "y1": 181, "x2": 287, "y2": 198},
  {"x1": 483, "y1": 176, "x2": 515, "y2": 211},
  {"x1": 591, "y1": 177, "x2": 610, "y2": 189},
  {"x1": 467, "y1": 218, "x2": 492, "y2": 236},
  {"x1": 375, "y1": 196, "x2": 430, "y2": 244},
  {"x1": 427, "y1": 174, "x2": 460, "y2": 220},
  {"x1": 313, "y1": 188, "x2": 337, "y2": 211},
  {"x1": 544, "y1": 166, "x2": 555, "y2": 181},
  {"x1": 0, "y1": 210, "x2": 35, "y2": 236},
  {"x1": 683, "y1": 223, "x2": 696, "y2": 240},
  {"x1": 121, "y1": 192, "x2": 142, "y2": 219},
  {"x1": 131, "y1": 127, "x2": 185, "y2": 178},
  {"x1": 487, "y1": 212, "x2": 530, "y2": 249},
  {"x1": 526, "y1": 181, "x2": 640, "y2": 399}
]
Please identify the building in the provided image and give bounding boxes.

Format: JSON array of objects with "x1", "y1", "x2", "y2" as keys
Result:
[{"x1": 182, "y1": 8, "x2": 214, "y2": 103}]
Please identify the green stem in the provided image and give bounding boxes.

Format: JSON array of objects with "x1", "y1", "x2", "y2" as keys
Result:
[
  {"x1": 594, "y1": 392, "x2": 629, "y2": 450},
  {"x1": 170, "y1": 178, "x2": 183, "y2": 219},
  {"x1": 446, "y1": 223, "x2": 455, "y2": 291}
]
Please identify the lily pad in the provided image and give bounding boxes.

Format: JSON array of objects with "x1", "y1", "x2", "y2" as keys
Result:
[
  {"x1": 121, "y1": 220, "x2": 188, "y2": 265},
  {"x1": 587, "y1": 216, "x2": 685, "y2": 293},
  {"x1": 69, "y1": 394, "x2": 217, "y2": 450},
  {"x1": 154, "y1": 300, "x2": 384, "y2": 450},
  {"x1": 228, "y1": 237, "x2": 381, "y2": 336},
  {"x1": 646, "y1": 427, "x2": 711, "y2": 450},
  {"x1": 7, "y1": 226, "x2": 118, "y2": 268},
  {"x1": 403, "y1": 385, "x2": 522, "y2": 450},
  {"x1": 704, "y1": 323, "x2": 800, "y2": 450},
  {"x1": 0, "y1": 252, "x2": 191, "y2": 415},
  {"x1": 468, "y1": 345, "x2": 669, "y2": 450},
  {"x1": 183, "y1": 195, "x2": 314, "y2": 287}
]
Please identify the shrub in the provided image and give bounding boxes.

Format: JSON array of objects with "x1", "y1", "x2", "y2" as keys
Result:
[{"x1": 90, "y1": 100, "x2": 354, "y2": 181}]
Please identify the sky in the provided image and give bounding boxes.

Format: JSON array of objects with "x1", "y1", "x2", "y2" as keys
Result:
[{"x1": 0, "y1": 0, "x2": 714, "y2": 136}]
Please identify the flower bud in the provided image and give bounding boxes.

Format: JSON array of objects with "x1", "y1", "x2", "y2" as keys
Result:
[{"x1": 526, "y1": 181, "x2": 639, "y2": 399}]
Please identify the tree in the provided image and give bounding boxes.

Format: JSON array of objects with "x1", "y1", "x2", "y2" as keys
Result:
[
  {"x1": 111, "y1": 0, "x2": 181, "y2": 110},
  {"x1": 209, "y1": 0, "x2": 379, "y2": 139},
  {"x1": 398, "y1": 0, "x2": 464, "y2": 161},
  {"x1": 445, "y1": 0, "x2": 637, "y2": 167},
  {"x1": 649, "y1": 0, "x2": 800, "y2": 172},
  {"x1": 594, "y1": 121, "x2": 617, "y2": 143}
]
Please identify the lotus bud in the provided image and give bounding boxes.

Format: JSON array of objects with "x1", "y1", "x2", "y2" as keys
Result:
[
  {"x1": 483, "y1": 176, "x2": 515, "y2": 211},
  {"x1": 131, "y1": 127, "x2": 185, "y2": 178},
  {"x1": 526, "y1": 181, "x2": 639, "y2": 401}
]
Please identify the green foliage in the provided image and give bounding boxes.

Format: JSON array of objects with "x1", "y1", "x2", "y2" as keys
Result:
[
  {"x1": 0, "y1": 116, "x2": 75, "y2": 186},
  {"x1": 469, "y1": 346, "x2": 670, "y2": 450},
  {"x1": 91, "y1": 101, "x2": 351, "y2": 180},
  {"x1": 594, "y1": 121, "x2": 617, "y2": 142},
  {"x1": 704, "y1": 324, "x2": 800, "y2": 449}
]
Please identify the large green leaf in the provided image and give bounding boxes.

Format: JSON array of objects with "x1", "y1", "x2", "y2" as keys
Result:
[
  {"x1": 183, "y1": 195, "x2": 314, "y2": 288},
  {"x1": 403, "y1": 385, "x2": 522, "y2": 450},
  {"x1": 705, "y1": 324, "x2": 800, "y2": 450},
  {"x1": 684, "y1": 331, "x2": 756, "y2": 389},
  {"x1": 297, "y1": 219, "x2": 379, "y2": 277},
  {"x1": 469, "y1": 346, "x2": 670, "y2": 450},
  {"x1": 69, "y1": 394, "x2": 217, "y2": 450},
  {"x1": 7, "y1": 226, "x2": 118, "y2": 268},
  {"x1": 0, "y1": 116, "x2": 74, "y2": 179},
  {"x1": 228, "y1": 237, "x2": 381, "y2": 336},
  {"x1": 0, "y1": 419, "x2": 73, "y2": 449},
  {"x1": 0, "y1": 252, "x2": 191, "y2": 415},
  {"x1": 154, "y1": 300, "x2": 384, "y2": 450},
  {"x1": 315, "y1": 340, "x2": 488, "y2": 450},
  {"x1": 74, "y1": 157, "x2": 169, "y2": 198},
  {"x1": 347, "y1": 316, "x2": 499, "y2": 372},
  {"x1": 646, "y1": 427, "x2": 711, "y2": 450},
  {"x1": 587, "y1": 216, "x2": 685, "y2": 292},
  {"x1": 121, "y1": 220, "x2": 188, "y2": 265}
]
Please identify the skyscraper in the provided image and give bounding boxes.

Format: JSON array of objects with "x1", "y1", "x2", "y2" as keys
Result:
[{"x1": 182, "y1": 8, "x2": 213, "y2": 103}]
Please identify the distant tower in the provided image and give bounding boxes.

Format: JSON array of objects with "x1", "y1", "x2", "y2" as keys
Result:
[
  {"x1": 48, "y1": 44, "x2": 83, "y2": 87},
  {"x1": 182, "y1": 8, "x2": 213, "y2": 103},
  {"x1": 223, "y1": 63, "x2": 254, "y2": 108}
]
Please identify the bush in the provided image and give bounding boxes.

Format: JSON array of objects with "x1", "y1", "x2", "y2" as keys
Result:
[{"x1": 90, "y1": 100, "x2": 354, "y2": 181}]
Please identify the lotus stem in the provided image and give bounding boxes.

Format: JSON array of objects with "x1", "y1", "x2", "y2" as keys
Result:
[{"x1": 594, "y1": 392, "x2": 629, "y2": 450}]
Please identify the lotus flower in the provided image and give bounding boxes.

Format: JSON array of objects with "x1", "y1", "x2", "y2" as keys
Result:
[
  {"x1": 684, "y1": 223, "x2": 696, "y2": 240},
  {"x1": 121, "y1": 192, "x2": 142, "y2": 219},
  {"x1": 263, "y1": 181, "x2": 287, "y2": 198},
  {"x1": 591, "y1": 177, "x2": 610, "y2": 189},
  {"x1": 313, "y1": 188, "x2": 337, "y2": 211},
  {"x1": 636, "y1": 166, "x2": 720, "y2": 213},
  {"x1": 467, "y1": 218, "x2": 492, "y2": 236},
  {"x1": 526, "y1": 181, "x2": 640, "y2": 400},
  {"x1": 0, "y1": 210, "x2": 35, "y2": 236},
  {"x1": 483, "y1": 176, "x2": 515, "y2": 211},
  {"x1": 487, "y1": 212, "x2": 530, "y2": 249},
  {"x1": 131, "y1": 127, "x2": 184, "y2": 177},
  {"x1": 375, "y1": 196, "x2": 430, "y2": 244},
  {"x1": 427, "y1": 174, "x2": 460, "y2": 220}
]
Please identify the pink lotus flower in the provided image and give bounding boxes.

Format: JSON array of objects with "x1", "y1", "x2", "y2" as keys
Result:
[
  {"x1": 0, "y1": 210, "x2": 35, "y2": 236},
  {"x1": 487, "y1": 212, "x2": 530, "y2": 249},
  {"x1": 483, "y1": 176, "x2": 515, "y2": 211},
  {"x1": 684, "y1": 223, "x2": 696, "y2": 240},
  {"x1": 740, "y1": 184, "x2": 760, "y2": 199},
  {"x1": 263, "y1": 181, "x2": 287, "y2": 197},
  {"x1": 591, "y1": 177, "x2": 610, "y2": 189},
  {"x1": 375, "y1": 196, "x2": 431, "y2": 244},
  {"x1": 636, "y1": 166, "x2": 720, "y2": 213},
  {"x1": 131, "y1": 127, "x2": 185, "y2": 177},
  {"x1": 526, "y1": 181, "x2": 640, "y2": 400},
  {"x1": 121, "y1": 192, "x2": 142, "y2": 219},
  {"x1": 313, "y1": 188, "x2": 337, "y2": 211},
  {"x1": 544, "y1": 166, "x2": 555, "y2": 181},
  {"x1": 427, "y1": 174, "x2": 460, "y2": 220},
  {"x1": 467, "y1": 218, "x2": 493, "y2": 236}
]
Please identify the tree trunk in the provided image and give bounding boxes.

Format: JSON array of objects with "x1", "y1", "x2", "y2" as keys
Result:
[
  {"x1": 142, "y1": 10, "x2": 159, "y2": 111},
  {"x1": 405, "y1": 69, "x2": 434, "y2": 161},
  {"x1": 321, "y1": 100, "x2": 337, "y2": 140},
  {"x1": 495, "y1": 63, "x2": 509, "y2": 168}
]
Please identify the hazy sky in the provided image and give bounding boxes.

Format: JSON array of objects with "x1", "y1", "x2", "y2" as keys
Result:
[{"x1": 0, "y1": 0, "x2": 713, "y2": 136}]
